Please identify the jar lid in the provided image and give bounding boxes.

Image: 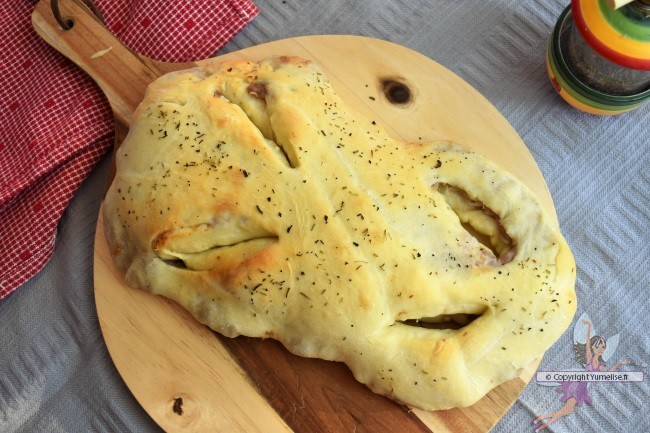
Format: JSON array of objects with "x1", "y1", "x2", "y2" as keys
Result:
[{"x1": 572, "y1": 0, "x2": 650, "y2": 70}]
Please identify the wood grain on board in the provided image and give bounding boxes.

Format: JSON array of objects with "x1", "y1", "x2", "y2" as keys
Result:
[{"x1": 34, "y1": 0, "x2": 548, "y2": 431}]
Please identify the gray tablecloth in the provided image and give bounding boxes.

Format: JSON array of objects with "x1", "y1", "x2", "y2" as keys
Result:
[{"x1": 2, "y1": 1, "x2": 648, "y2": 432}]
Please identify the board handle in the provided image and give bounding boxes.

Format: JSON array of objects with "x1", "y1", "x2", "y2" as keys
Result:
[
  {"x1": 31, "y1": 0, "x2": 188, "y2": 128},
  {"x1": 31, "y1": 0, "x2": 196, "y2": 190}
]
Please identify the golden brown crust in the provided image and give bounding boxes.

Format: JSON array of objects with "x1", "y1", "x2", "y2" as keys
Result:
[{"x1": 103, "y1": 56, "x2": 576, "y2": 410}]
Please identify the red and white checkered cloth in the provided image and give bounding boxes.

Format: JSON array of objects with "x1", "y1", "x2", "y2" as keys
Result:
[{"x1": 0, "y1": 0, "x2": 258, "y2": 300}]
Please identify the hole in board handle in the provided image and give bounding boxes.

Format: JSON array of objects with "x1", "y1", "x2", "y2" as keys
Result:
[
  {"x1": 51, "y1": 0, "x2": 74, "y2": 29},
  {"x1": 52, "y1": 0, "x2": 106, "y2": 30}
]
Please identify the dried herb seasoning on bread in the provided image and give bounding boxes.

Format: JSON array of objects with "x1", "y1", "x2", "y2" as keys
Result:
[{"x1": 103, "y1": 56, "x2": 576, "y2": 410}]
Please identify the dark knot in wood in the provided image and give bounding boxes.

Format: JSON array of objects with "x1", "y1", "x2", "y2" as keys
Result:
[
  {"x1": 381, "y1": 79, "x2": 411, "y2": 105},
  {"x1": 172, "y1": 397, "x2": 184, "y2": 415}
]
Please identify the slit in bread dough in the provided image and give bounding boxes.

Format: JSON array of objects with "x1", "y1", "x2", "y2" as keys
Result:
[
  {"x1": 153, "y1": 215, "x2": 279, "y2": 271},
  {"x1": 157, "y1": 237, "x2": 278, "y2": 271},
  {"x1": 434, "y1": 183, "x2": 516, "y2": 264},
  {"x1": 398, "y1": 310, "x2": 485, "y2": 330}
]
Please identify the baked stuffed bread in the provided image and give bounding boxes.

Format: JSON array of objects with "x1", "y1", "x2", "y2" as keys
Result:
[{"x1": 103, "y1": 55, "x2": 576, "y2": 410}]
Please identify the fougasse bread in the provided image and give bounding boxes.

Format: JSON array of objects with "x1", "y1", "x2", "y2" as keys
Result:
[{"x1": 103, "y1": 55, "x2": 576, "y2": 410}]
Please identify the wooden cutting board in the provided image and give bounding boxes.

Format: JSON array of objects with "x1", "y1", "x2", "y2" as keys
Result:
[{"x1": 33, "y1": 1, "x2": 554, "y2": 431}]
